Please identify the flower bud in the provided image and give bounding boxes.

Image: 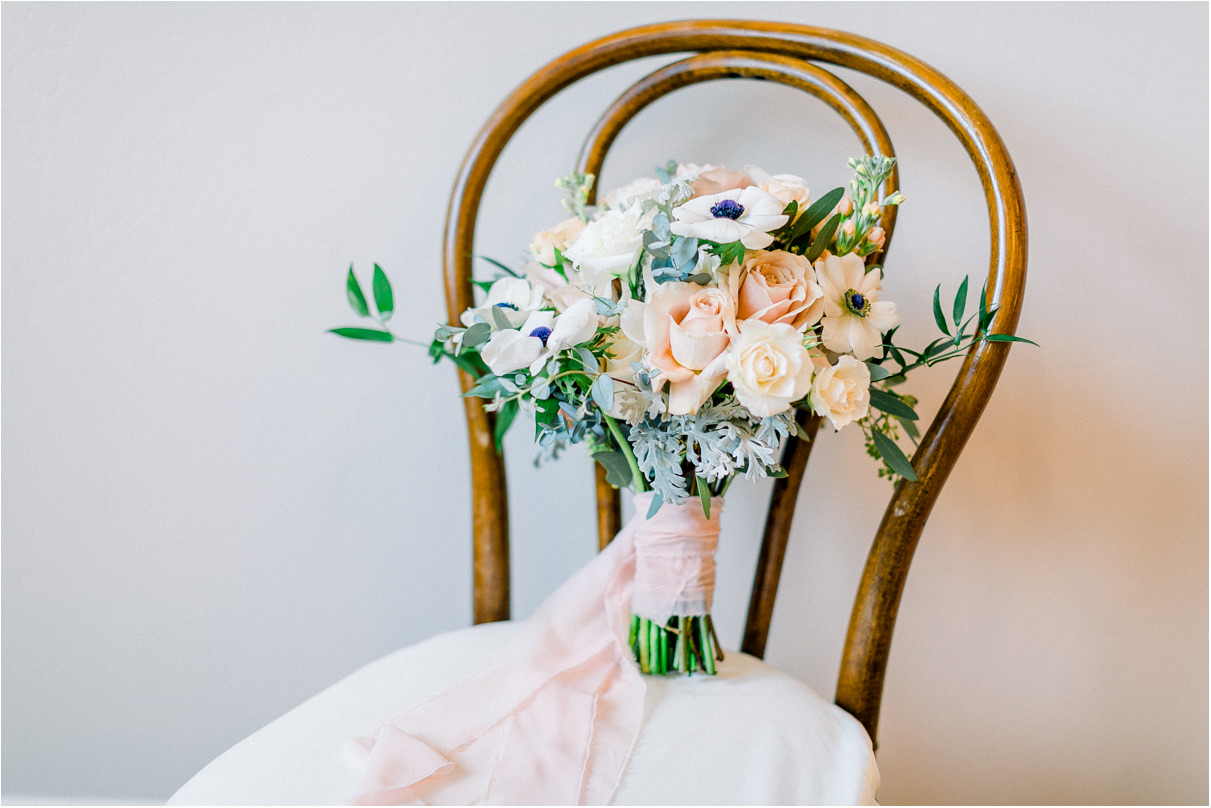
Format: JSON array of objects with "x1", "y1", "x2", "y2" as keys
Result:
[{"x1": 867, "y1": 226, "x2": 886, "y2": 249}]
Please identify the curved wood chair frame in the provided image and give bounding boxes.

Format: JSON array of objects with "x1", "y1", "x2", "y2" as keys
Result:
[{"x1": 443, "y1": 20, "x2": 1027, "y2": 745}]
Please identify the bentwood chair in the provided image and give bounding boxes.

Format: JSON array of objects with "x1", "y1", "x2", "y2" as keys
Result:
[{"x1": 170, "y1": 21, "x2": 1026, "y2": 805}]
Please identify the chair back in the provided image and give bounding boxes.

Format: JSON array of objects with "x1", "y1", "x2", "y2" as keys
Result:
[{"x1": 442, "y1": 20, "x2": 1027, "y2": 745}]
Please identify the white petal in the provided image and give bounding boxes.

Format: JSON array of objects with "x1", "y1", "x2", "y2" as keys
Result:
[{"x1": 481, "y1": 330, "x2": 542, "y2": 375}]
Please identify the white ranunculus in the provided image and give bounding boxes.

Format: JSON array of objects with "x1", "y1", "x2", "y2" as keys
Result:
[
  {"x1": 603, "y1": 177, "x2": 662, "y2": 211},
  {"x1": 725, "y1": 319, "x2": 814, "y2": 417},
  {"x1": 461, "y1": 277, "x2": 544, "y2": 330},
  {"x1": 810, "y1": 354, "x2": 871, "y2": 430},
  {"x1": 669, "y1": 186, "x2": 789, "y2": 250},
  {"x1": 562, "y1": 204, "x2": 649, "y2": 288},
  {"x1": 815, "y1": 253, "x2": 899, "y2": 360}
]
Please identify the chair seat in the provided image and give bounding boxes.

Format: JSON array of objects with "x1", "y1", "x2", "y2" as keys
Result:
[{"x1": 169, "y1": 621, "x2": 879, "y2": 805}]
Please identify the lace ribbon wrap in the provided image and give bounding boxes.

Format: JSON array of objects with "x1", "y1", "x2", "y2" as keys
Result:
[{"x1": 346, "y1": 493, "x2": 723, "y2": 806}]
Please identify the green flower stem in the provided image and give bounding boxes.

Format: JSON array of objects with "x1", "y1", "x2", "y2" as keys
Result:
[
  {"x1": 637, "y1": 617, "x2": 650, "y2": 673},
  {"x1": 698, "y1": 617, "x2": 716, "y2": 676},
  {"x1": 603, "y1": 414, "x2": 647, "y2": 493}
]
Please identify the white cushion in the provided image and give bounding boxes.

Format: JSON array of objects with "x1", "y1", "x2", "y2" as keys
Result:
[{"x1": 169, "y1": 622, "x2": 879, "y2": 805}]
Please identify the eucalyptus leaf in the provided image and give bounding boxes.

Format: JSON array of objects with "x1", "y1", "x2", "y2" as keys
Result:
[
  {"x1": 462, "y1": 322, "x2": 491, "y2": 348},
  {"x1": 576, "y1": 347, "x2": 599, "y2": 373},
  {"x1": 489, "y1": 305, "x2": 512, "y2": 331},
  {"x1": 871, "y1": 429, "x2": 918, "y2": 481},
  {"x1": 462, "y1": 378, "x2": 504, "y2": 398},
  {"x1": 866, "y1": 362, "x2": 892, "y2": 381},
  {"x1": 685, "y1": 273, "x2": 713, "y2": 285},
  {"x1": 646, "y1": 492, "x2": 664, "y2": 519},
  {"x1": 595, "y1": 451, "x2": 633, "y2": 488},
  {"x1": 372, "y1": 264, "x2": 394, "y2": 321},
  {"x1": 869, "y1": 388, "x2": 919, "y2": 421},
  {"x1": 590, "y1": 374, "x2": 615, "y2": 412},
  {"x1": 346, "y1": 266, "x2": 370, "y2": 318}
]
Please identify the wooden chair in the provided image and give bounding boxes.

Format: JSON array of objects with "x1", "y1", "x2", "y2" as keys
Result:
[
  {"x1": 449, "y1": 19, "x2": 1027, "y2": 746},
  {"x1": 169, "y1": 20, "x2": 1025, "y2": 805}
]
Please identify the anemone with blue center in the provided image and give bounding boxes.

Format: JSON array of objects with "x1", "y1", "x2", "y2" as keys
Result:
[
  {"x1": 528, "y1": 326, "x2": 552, "y2": 346},
  {"x1": 495, "y1": 302, "x2": 519, "y2": 311},
  {"x1": 709, "y1": 199, "x2": 745, "y2": 220},
  {"x1": 846, "y1": 290, "x2": 870, "y2": 317},
  {"x1": 668, "y1": 186, "x2": 789, "y2": 250}
]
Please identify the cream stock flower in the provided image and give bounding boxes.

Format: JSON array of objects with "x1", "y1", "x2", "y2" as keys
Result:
[
  {"x1": 563, "y1": 204, "x2": 648, "y2": 288},
  {"x1": 529, "y1": 217, "x2": 586, "y2": 267},
  {"x1": 669, "y1": 186, "x2": 788, "y2": 250},
  {"x1": 644, "y1": 282, "x2": 736, "y2": 415},
  {"x1": 810, "y1": 354, "x2": 871, "y2": 430},
  {"x1": 815, "y1": 253, "x2": 899, "y2": 360},
  {"x1": 727, "y1": 250, "x2": 824, "y2": 331},
  {"x1": 724, "y1": 319, "x2": 815, "y2": 417}
]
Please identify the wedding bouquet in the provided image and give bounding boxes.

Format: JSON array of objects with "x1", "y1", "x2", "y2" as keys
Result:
[{"x1": 334, "y1": 157, "x2": 1031, "y2": 676}]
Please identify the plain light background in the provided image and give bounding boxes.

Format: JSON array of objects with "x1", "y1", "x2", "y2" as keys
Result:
[{"x1": 2, "y1": 2, "x2": 1206, "y2": 805}]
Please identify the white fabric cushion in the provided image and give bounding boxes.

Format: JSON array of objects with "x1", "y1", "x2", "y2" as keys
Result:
[{"x1": 169, "y1": 621, "x2": 879, "y2": 805}]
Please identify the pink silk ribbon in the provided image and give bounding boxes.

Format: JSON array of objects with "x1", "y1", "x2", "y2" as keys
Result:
[{"x1": 347, "y1": 492, "x2": 723, "y2": 806}]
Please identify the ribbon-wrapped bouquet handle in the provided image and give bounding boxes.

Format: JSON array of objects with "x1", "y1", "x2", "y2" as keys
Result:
[{"x1": 348, "y1": 494, "x2": 722, "y2": 806}]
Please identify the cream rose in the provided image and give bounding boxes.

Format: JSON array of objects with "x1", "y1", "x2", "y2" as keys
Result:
[
  {"x1": 529, "y1": 217, "x2": 586, "y2": 267},
  {"x1": 810, "y1": 354, "x2": 871, "y2": 430},
  {"x1": 645, "y1": 282, "x2": 736, "y2": 415},
  {"x1": 724, "y1": 320, "x2": 815, "y2": 417},
  {"x1": 563, "y1": 204, "x2": 648, "y2": 288},
  {"x1": 727, "y1": 250, "x2": 824, "y2": 331}
]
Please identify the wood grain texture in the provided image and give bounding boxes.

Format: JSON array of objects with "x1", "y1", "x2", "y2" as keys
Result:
[{"x1": 443, "y1": 20, "x2": 1027, "y2": 745}]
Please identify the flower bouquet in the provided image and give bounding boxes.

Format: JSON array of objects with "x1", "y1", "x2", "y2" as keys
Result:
[{"x1": 334, "y1": 156, "x2": 1033, "y2": 676}]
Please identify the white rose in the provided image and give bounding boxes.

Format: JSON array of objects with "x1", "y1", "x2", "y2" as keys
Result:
[
  {"x1": 562, "y1": 204, "x2": 649, "y2": 288},
  {"x1": 724, "y1": 319, "x2": 814, "y2": 417},
  {"x1": 810, "y1": 354, "x2": 871, "y2": 430},
  {"x1": 529, "y1": 217, "x2": 586, "y2": 267},
  {"x1": 603, "y1": 177, "x2": 662, "y2": 211}
]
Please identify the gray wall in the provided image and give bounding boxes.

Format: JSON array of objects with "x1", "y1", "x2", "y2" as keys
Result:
[{"x1": 3, "y1": 2, "x2": 1206, "y2": 804}]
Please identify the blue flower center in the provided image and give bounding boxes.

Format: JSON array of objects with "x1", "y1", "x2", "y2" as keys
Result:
[
  {"x1": 709, "y1": 199, "x2": 745, "y2": 220},
  {"x1": 845, "y1": 289, "x2": 870, "y2": 317},
  {"x1": 495, "y1": 302, "x2": 519, "y2": 311},
  {"x1": 528, "y1": 326, "x2": 552, "y2": 345}
]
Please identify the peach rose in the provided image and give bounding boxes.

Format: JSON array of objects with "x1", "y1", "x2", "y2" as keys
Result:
[
  {"x1": 680, "y1": 164, "x2": 755, "y2": 198},
  {"x1": 728, "y1": 250, "x2": 825, "y2": 331},
  {"x1": 644, "y1": 282, "x2": 736, "y2": 415}
]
